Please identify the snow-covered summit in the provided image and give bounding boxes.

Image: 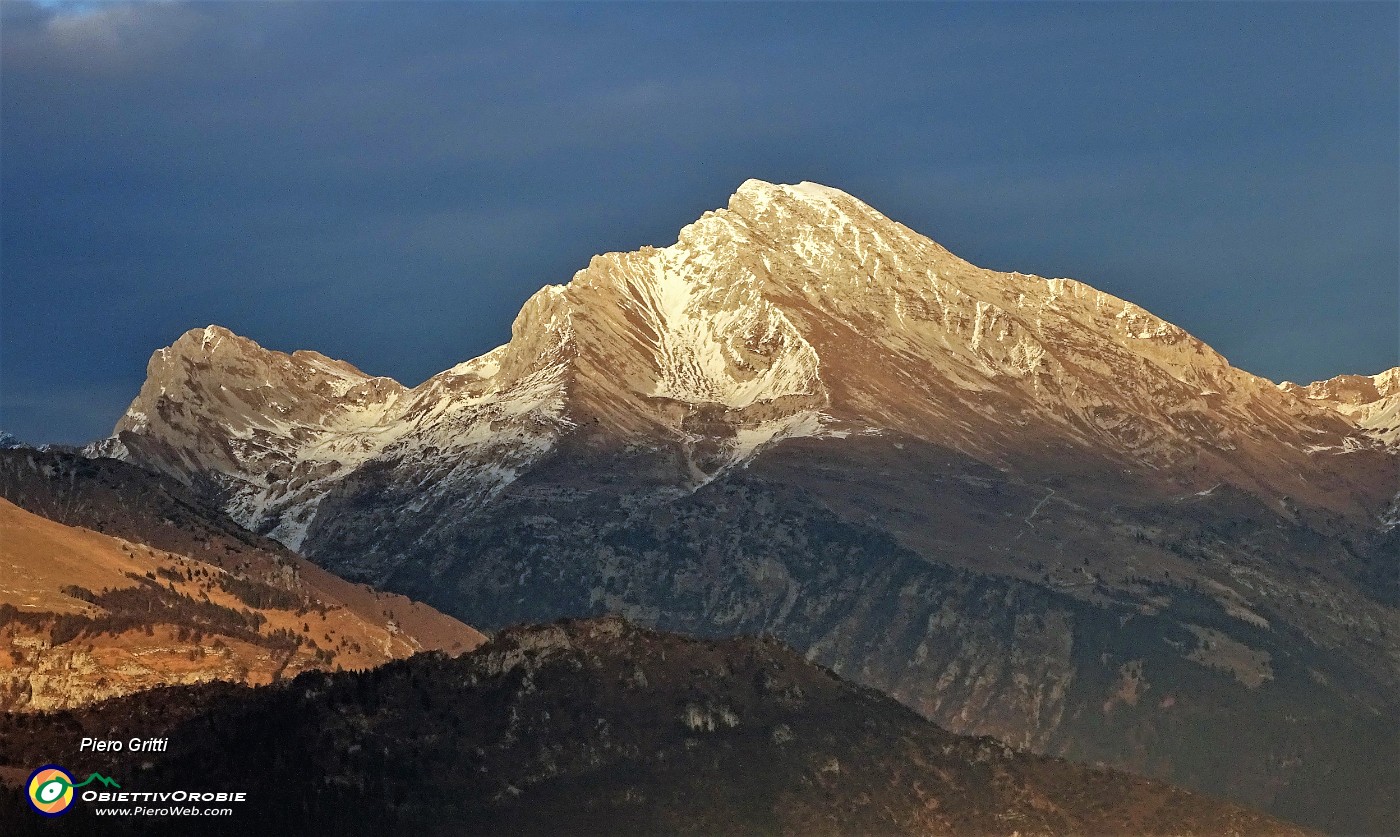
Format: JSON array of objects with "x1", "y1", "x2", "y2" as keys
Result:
[{"x1": 96, "y1": 180, "x2": 1396, "y2": 548}]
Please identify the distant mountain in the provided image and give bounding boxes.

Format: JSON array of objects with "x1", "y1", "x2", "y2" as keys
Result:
[
  {"x1": 0, "y1": 617, "x2": 1306, "y2": 836},
  {"x1": 0, "y1": 430, "x2": 24, "y2": 450},
  {"x1": 0, "y1": 449, "x2": 484, "y2": 711},
  {"x1": 89, "y1": 180, "x2": 1399, "y2": 832}
]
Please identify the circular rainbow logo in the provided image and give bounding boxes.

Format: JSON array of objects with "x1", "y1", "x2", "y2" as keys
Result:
[{"x1": 27, "y1": 765, "x2": 76, "y2": 816}]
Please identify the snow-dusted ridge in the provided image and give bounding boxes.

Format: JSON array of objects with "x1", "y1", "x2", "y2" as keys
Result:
[
  {"x1": 93, "y1": 179, "x2": 1398, "y2": 547},
  {"x1": 98, "y1": 315, "x2": 576, "y2": 549},
  {"x1": 1280, "y1": 368, "x2": 1400, "y2": 449}
]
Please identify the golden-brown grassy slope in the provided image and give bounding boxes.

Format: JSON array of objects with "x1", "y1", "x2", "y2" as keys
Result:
[{"x1": 0, "y1": 497, "x2": 483, "y2": 711}]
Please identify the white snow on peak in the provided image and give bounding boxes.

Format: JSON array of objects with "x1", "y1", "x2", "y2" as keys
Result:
[
  {"x1": 1284, "y1": 367, "x2": 1400, "y2": 448},
  {"x1": 1356, "y1": 395, "x2": 1400, "y2": 447},
  {"x1": 116, "y1": 313, "x2": 577, "y2": 552},
  {"x1": 609, "y1": 235, "x2": 822, "y2": 410},
  {"x1": 731, "y1": 179, "x2": 861, "y2": 221},
  {"x1": 788, "y1": 180, "x2": 851, "y2": 202},
  {"x1": 733, "y1": 178, "x2": 851, "y2": 204},
  {"x1": 442, "y1": 345, "x2": 508, "y2": 380},
  {"x1": 731, "y1": 409, "x2": 829, "y2": 461}
]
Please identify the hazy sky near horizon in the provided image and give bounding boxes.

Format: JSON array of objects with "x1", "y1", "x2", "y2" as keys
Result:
[{"x1": 2, "y1": 1, "x2": 1396, "y2": 444}]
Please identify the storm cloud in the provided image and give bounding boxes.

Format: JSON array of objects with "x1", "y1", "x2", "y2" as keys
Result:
[{"x1": 2, "y1": 1, "x2": 1396, "y2": 443}]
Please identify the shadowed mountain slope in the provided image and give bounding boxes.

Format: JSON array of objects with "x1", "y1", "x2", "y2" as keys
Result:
[{"x1": 0, "y1": 617, "x2": 1307, "y2": 836}]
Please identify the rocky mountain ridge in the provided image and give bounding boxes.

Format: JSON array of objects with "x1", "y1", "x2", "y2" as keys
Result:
[
  {"x1": 87, "y1": 180, "x2": 1399, "y2": 832},
  {"x1": 99, "y1": 181, "x2": 1395, "y2": 548},
  {"x1": 1281, "y1": 367, "x2": 1400, "y2": 448}
]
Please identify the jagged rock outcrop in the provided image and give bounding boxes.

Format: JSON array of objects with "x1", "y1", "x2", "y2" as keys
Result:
[{"x1": 1281, "y1": 367, "x2": 1400, "y2": 448}]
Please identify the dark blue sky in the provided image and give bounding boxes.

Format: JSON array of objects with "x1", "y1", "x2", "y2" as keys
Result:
[{"x1": 2, "y1": 1, "x2": 1396, "y2": 444}]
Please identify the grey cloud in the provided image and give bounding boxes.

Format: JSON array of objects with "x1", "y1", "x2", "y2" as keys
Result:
[{"x1": 2, "y1": 1, "x2": 1395, "y2": 443}]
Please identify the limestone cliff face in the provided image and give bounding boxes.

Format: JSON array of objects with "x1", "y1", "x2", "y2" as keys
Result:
[
  {"x1": 103, "y1": 181, "x2": 1394, "y2": 538},
  {"x1": 1281, "y1": 368, "x2": 1400, "y2": 448},
  {"x1": 89, "y1": 180, "x2": 1398, "y2": 833}
]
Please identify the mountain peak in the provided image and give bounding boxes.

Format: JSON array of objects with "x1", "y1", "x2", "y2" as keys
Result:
[
  {"x1": 725, "y1": 178, "x2": 886, "y2": 229},
  {"x1": 731, "y1": 177, "x2": 853, "y2": 204},
  {"x1": 163, "y1": 325, "x2": 379, "y2": 381},
  {"x1": 100, "y1": 182, "x2": 1396, "y2": 545},
  {"x1": 165, "y1": 324, "x2": 243, "y2": 357}
]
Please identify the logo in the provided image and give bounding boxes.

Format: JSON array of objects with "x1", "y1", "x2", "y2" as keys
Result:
[{"x1": 26, "y1": 765, "x2": 120, "y2": 817}]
